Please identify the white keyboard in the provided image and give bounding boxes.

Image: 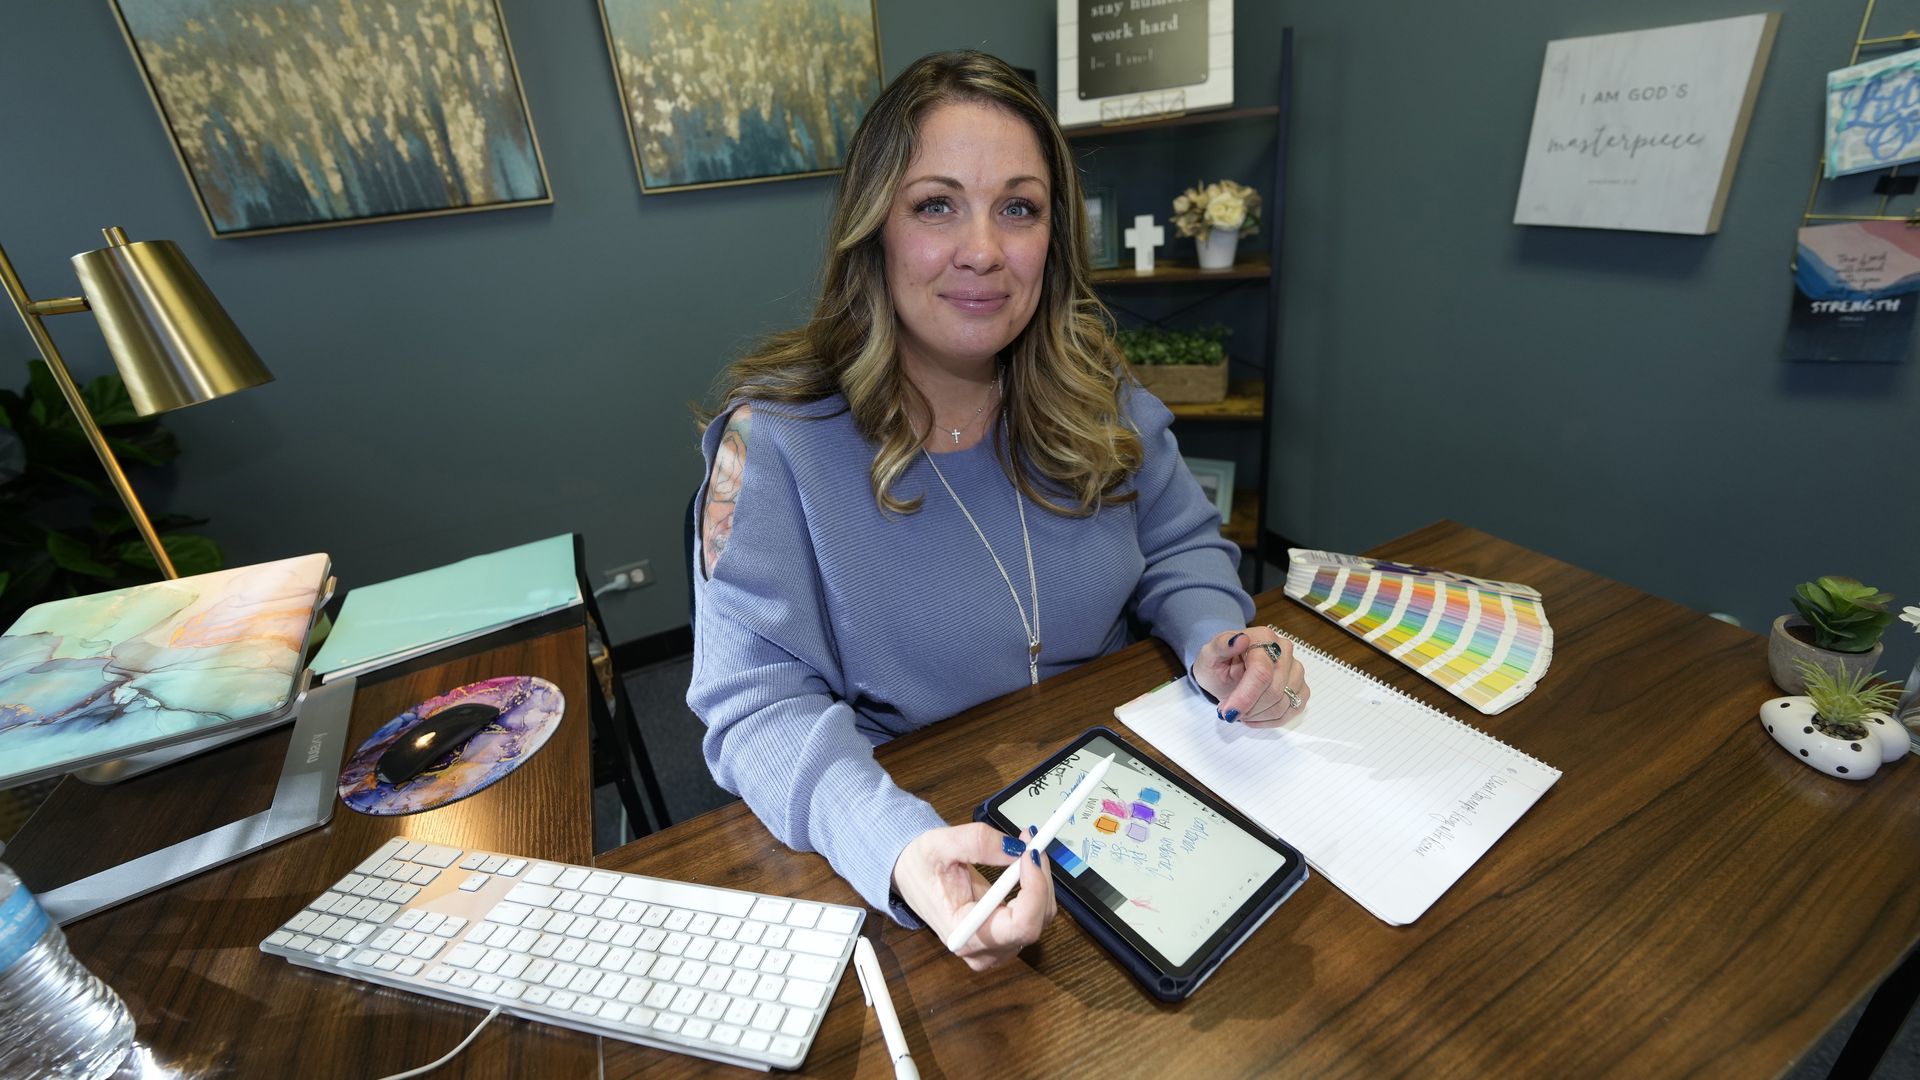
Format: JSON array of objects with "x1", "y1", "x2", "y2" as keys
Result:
[{"x1": 259, "y1": 839, "x2": 865, "y2": 1071}]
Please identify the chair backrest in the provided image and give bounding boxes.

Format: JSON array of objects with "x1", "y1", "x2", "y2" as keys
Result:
[{"x1": 684, "y1": 490, "x2": 699, "y2": 623}]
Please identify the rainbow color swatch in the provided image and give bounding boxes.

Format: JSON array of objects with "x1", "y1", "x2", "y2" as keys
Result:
[{"x1": 1283, "y1": 549, "x2": 1553, "y2": 715}]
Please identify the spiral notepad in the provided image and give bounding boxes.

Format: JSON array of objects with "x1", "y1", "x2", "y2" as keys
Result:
[{"x1": 1115, "y1": 636, "x2": 1560, "y2": 925}]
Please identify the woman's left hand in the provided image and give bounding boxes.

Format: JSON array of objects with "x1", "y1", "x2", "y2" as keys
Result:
[{"x1": 1191, "y1": 626, "x2": 1311, "y2": 726}]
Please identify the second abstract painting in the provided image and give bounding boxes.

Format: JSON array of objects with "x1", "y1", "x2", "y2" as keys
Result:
[{"x1": 599, "y1": 0, "x2": 883, "y2": 192}]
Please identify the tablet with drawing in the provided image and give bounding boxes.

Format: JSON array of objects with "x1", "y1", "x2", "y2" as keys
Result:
[{"x1": 977, "y1": 726, "x2": 1307, "y2": 1001}]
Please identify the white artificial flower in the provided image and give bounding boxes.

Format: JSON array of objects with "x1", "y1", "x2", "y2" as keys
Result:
[
  {"x1": 1173, "y1": 194, "x2": 1190, "y2": 213},
  {"x1": 1901, "y1": 605, "x2": 1920, "y2": 633},
  {"x1": 1204, "y1": 192, "x2": 1246, "y2": 230}
]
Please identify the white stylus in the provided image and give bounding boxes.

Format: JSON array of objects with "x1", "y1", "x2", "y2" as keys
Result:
[
  {"x1": 852, "y1": 936, "x2": 919, "y2": 1080},
  {"x1": 944, "y1": 753, "x2": 1114, "y2": 953}
]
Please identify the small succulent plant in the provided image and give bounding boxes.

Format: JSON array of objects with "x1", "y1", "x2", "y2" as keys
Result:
[
  {"x1": 1795, "y1": 658, "x2": 1901, "y2": 740},
  {"x1": 1791, "y1": 576, "x2": 1895, "y2": 653}
]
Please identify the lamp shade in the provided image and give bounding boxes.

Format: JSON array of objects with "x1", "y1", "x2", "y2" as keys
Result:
[{"x1": 70, "y1": 233, "x2": 271, "y2": 416}]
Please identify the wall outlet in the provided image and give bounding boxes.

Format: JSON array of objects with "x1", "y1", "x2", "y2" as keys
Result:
[{"x1": 607, "y1": 560, "x2": 653, "y2": 588}]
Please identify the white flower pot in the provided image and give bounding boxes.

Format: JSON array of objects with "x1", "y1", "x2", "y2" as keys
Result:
[
  {"x1": 1197, "y1": 229, "x2": 1241, "y2": 270},
  {"x1": 1760, "y1": 695, "x2": 1905, "y2": 779}
]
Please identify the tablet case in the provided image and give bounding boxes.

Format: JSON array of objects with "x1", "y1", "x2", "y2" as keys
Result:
[{"x1": 975, "y1": 726, "x2": 1308, "y2": 1002}]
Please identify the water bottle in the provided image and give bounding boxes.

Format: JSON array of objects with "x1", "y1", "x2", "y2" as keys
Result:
[{"x1": 0, "y1": 863, "x2": 134, "y2": 1079}]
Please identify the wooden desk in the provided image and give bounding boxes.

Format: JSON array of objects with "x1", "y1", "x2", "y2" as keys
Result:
[
  {"x1": 11, "y1": 522, "x2": 1918, "y2": 1077},
  {"x1": 8, "y1": 613, "x2": 601, "y2": 1078},
  {"x1": 600, "y1": 521, "x2": 1920, "y2": 1078}
]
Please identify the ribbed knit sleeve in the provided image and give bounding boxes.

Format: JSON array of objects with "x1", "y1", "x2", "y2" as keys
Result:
[
  {"x1": 1122, "y1": 385, "x2": 1256, "y2": 666},
  {"x1": 687, "y1": 406, "x2": 946, "y2": 922}
]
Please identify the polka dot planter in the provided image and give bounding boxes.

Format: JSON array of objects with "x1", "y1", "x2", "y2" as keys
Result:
[{"x1": 1761, "y1": 696, "x2": 1906, "y2": 780}]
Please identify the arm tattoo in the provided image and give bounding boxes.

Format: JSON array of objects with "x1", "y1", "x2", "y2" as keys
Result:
[{"x1": 702, "y1": 405, "x2": 751, "y2": 579}]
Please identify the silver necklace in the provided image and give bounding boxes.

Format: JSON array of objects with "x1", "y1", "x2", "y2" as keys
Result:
[
  {"x1": 937, "y1": 377, "x2": 998, "y2": 445},
  {"x1": 922, "y1": 433, "x2": 1042, "y2": 685}
]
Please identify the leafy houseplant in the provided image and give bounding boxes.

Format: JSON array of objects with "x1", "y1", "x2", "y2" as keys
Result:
[
  {"x1": 1759, "y1": 660, "x2": 1906, "y2": 780},
  {"x1": 1791, "y1": 576, "x2": 1895, "y2": 651},
  {"x1": 1115, "y1": 326, "x2": 1230, "y2": 404},
  {"x1": 1767, "y1": 576, "x2": 1895, "y2": 694},
  {"x1": 0, "y1": 359, "x2": 223, "y2": 629}
]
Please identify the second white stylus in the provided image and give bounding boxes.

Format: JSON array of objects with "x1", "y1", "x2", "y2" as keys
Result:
[{"x1": 944, "y1": 753, "x2": 1114, "y2": 953}]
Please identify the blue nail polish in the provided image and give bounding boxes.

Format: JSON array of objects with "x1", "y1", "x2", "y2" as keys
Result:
[
  {"x1": 1222, "y1": 708, "x2": 1240, "y2": 723},
  {"x1": 1028, "y1": 824, "x2": 1038, "y2": 838},
  {"x1": 1228, "y1": 632, "x2": 1245, "y2": 646},
  {"x1": 1030, "y1": 849, "x2": 1041, "y2": 866},
  {"x1": 1001, "y1": 836, "x2": 1026, "y2": 858}
]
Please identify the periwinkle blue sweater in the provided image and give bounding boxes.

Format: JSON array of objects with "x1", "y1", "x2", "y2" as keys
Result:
[{"x1": 687, "y1": 385, "x2": 1252, "y2": 922}]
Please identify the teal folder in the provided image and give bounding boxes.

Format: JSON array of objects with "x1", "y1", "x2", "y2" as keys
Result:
[{"x1": 310, "y1": 535, "x2": 580, "y2": 681}]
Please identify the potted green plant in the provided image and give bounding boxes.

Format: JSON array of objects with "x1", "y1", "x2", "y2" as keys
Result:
[
  {"x1": 1767, "y1": 576, "x2": 1895, "y2": 694},
  {"x1": 1115, "y1": 325, "x2": 1229, "y2": 404},
  {"x1": 1760, "y1": 659, "x2": 1906, "y2": 779},
  {"x1": 1170, "y1": 180, "x2": 1260, "y2": 270},
  {"x1": 0, "y1": 360, "x2": 223, "y2": 628}
]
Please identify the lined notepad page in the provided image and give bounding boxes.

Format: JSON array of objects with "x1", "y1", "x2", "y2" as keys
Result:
[{"x1": 1116, "y1": 639, "x2": 1560, "y2": 925}]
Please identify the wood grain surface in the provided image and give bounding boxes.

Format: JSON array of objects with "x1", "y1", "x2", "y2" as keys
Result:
[
  {"x1": 10, "y1": 622, "x2": 600, "y2": 1079},
  {"x1": 15, "y1": 522, "x2": 1919, "y2": 1078},
  {"x1": 596, "y1": 521, "x2": 1920, "y2": 1079}
]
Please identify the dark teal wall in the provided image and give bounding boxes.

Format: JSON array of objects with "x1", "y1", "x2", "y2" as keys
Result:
[
  {"x1": 0, "y1": 1, "x2": 1052, "y2": 645},
  {"x1": 5, "y1": 2, "x2": 1915, "y2": 680},
  {"x1": 1268, "y1": 0, "x2": 1918, "y2": 678}
]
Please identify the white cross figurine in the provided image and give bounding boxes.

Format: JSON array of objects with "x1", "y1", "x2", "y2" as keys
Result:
[{"x1": 1123, "y1": 214, "x2": 1164, "y2": 274}]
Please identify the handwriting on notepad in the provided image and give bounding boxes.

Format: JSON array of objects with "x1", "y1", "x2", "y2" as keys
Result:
[{"x1": 1413, "y1": 773, "x2": 1513, "y2": 857}]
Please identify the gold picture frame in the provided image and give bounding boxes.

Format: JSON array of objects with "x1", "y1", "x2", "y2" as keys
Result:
[
  {"x1": 109, "y1": 0, "x2": 554, "y2": 239},
  {"x1": 597, "y1": 0, "x2": 884, "y2": 194}
]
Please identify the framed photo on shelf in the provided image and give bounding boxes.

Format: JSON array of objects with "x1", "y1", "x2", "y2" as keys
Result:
[
  {"x1": 108, "y1": 0, "x2": 552, "y2": 238},
  {"x1": 598, "y1": 0, "x2": 884, "y2": 193},
  {"x1": 1182, "y1": 457, "x2": 1235, "y2": 524},
  {"x1": 1085, "y1": 187, "x2": 1120, "y2": 269}
]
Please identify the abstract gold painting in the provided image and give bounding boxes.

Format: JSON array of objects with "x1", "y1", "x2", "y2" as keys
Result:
[
  {"x1": 598, "y1": 0, "x2": 882, "y2": 192},
  {"x1": 110, "y1": 0, "x2": 552, "y2": 237}
]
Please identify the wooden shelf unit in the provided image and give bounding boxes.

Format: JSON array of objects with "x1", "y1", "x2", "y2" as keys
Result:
[
  {"x1": 1075, "y1": 29, "x2": 1294, "y2": 586},
  {"x1": 1167, "y1": 381, "x2": 1265, "y2": 422},
  {"x1": 1090, "y1": 253, "x2": 1271, "y2": 286},
  {"x1": 1063, "y1": 105, "x2": 1281, "y2": 141},
  {"x1": 1222, "y1": 489, "x2": 1260, "y2": 550}
]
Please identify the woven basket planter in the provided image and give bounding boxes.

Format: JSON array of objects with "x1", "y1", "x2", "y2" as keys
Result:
[{"x1": 1129, "y1": 361, "x2": 1228, "y2": 404}]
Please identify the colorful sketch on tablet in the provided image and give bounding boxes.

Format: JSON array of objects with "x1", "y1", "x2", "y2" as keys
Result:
[
  {"x1": 1283, "y1": 548, "x2": 1553, "y2": 715},
  {"x1": 999, "y1": 739, "x2": 1285, "y2": 965}
]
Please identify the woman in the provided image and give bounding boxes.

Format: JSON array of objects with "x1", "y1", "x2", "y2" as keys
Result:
[{"x1": 688, "y1": 51, "x2": 1309, "y2": 970}]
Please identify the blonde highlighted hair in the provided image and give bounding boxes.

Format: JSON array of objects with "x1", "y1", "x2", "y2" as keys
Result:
[{"x1": 705, "y1": 50, "x2": 1140, "y2": 515}]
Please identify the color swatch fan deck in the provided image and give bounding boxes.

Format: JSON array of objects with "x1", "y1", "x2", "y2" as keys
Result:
[{"x1": 1282, "y1": 549, "x2": 1552, "y2": 715}]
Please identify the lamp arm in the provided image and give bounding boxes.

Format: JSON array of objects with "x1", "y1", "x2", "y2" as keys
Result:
[{"x1": 0, "y1": 240, "x2": 179, "y2": 579}]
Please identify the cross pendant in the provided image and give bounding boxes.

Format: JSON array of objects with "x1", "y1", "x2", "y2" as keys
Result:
[{"x1": 948, "y1": 429, "x2": 962, "y2": 444}]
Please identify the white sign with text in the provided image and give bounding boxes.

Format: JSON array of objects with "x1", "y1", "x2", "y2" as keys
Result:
[{"x1": 1513, "y1": 14, "x2": 1779, "y2": 235}]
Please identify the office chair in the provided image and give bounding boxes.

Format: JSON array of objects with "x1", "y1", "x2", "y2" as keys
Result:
[{"x1": 570, "y1": 534, "x2": 672, "y2": 839}]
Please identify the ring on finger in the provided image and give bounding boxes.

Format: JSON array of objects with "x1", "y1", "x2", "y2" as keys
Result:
[
  {"x1": 1281, "y1": 684, "x2": 1302, "y2": 711},
  {"x1": 1255, "y1": 641, "x2": 1285, "y2": 663}
]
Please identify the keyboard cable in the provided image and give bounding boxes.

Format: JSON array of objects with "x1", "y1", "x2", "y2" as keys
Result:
[{"x1": 374, "y1": 1006, "x2": 503, "y2": 1080}]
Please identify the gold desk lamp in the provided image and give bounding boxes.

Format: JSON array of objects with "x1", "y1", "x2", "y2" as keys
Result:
[{"x1": 0, "y1": 227, "x2": 271, "y2": 579}]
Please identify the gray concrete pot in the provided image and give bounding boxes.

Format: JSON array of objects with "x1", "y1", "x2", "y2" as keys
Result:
[{"x1": 1768, "y1": 615, "x2": 1885, "y2": 693}]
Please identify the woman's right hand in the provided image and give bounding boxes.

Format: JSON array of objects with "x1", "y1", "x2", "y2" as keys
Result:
[{"x1": 892, "y1": 823, "x2": 1056, "y2": 971}]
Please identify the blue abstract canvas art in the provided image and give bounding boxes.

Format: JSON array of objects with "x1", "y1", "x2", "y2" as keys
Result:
[
  {"x1": 111, "y1": 0, "x2": 551, "y2": 237},
  {"x1": 599, "y1": 0, "x2": 882, "y2": 192}
]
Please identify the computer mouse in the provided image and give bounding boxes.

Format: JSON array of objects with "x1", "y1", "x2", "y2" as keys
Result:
[{"x1": 376, "y1": 702, "x2": 501, "y2": 785}]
